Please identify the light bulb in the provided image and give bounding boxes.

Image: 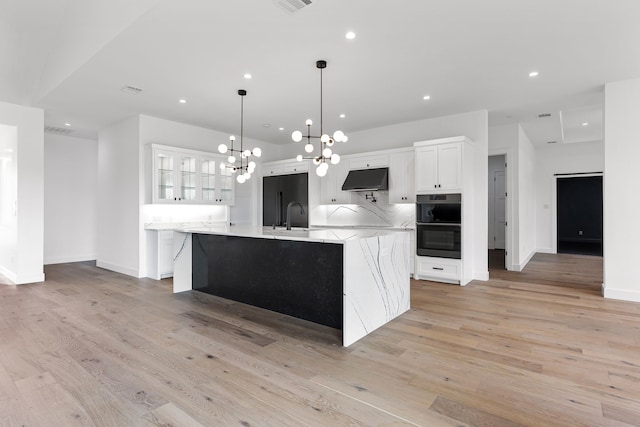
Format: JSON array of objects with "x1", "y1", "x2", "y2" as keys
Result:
[
  {"x1": 333, "y1": 130, "x2": 344, "y2": 142},
  {"x1": 331, "y1": 153, "x2": 341, "y2": 164},
  {"x1": 319, "y1": 162, "x2": 329, "y2": 172},
  {"x1": 253, "y1": 147, "x2": 262, "y2": 157},
  {"x1": 248, "y1": 161, "x2": 256, "y2": 169},
  {"x1": 237, "y1": 174, "x2": 246, "y2": 183},
  {"x1": 228, "y1": 155, "x2": 236, "y2": 164},
  {"x1": 321, "y1": 134, "x2": 330, "y2": 143},
  {"x1": 229, "y1": 135, "x2": 236, "y2": 142},
  {"x1": 218, "y1": 143, "x2": 228, "y2": 154},
  {"x1": 296, "y1": 154, "x2": 303, "y2": 162},
  {"x1": 316, "y1": 165, "x2": 327, "y2": 177},
  {"x1": 304, "y1": 143, "x2": 314, "y2": 153},
  {"x1": 243, "y1": 149, "x2": 251, "y2": 158},
  {"x1": 291, "y1": 130, "x2": 303, "y2": 142},
  {"x1": 323, "y1": 147, "x2": 332, "y2": 158},
  {"x1": 220, "y1": 162, "x2": 227, "y2": 170},
  {"x1": 244, "y1": 172, "x2": 251, "y2": 179},
  {"x1": 326, "y1": 139, "x2": 334, "y2": 147},
  {"x1": 313, "y1": 157, "x2": 321, "y2": 166},
  {"x1": 305, "y1": 119, "x2": 313, "y2": 126},
  {"x1": 342, "y1": 135, "x2": 348, "y2": 143}
]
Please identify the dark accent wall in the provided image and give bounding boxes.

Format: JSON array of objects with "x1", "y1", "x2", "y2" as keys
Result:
[
  {"x1": 192, "y1": 233, "x2": 343, "y2": 329},
  {"x1": 557, "y1": 176, "x2": 603, "y2": 256}
]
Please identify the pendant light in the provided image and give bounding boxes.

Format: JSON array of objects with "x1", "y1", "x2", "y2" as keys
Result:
[
  {"x1": 218, "y1": 89, "x2": 262, "y2": 183},
  {"x1": 292, "y1": 60, "x2": 347, "y2": 177}
]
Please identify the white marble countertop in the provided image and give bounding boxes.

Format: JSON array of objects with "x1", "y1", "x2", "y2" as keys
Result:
[
  {"x1": 310, "y1": 224, "x2": 415, "y2": 231},
  {"x1": 145, "y1": 221, "x2": 228, "y2": 231},
  {"x1": 178, "y1": 225, "x2": 406, "y2": 244}
]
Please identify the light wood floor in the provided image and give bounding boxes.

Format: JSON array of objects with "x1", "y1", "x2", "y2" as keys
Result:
[{"x1": 2, "y1": 254, "x2": 639, "y2": 426}]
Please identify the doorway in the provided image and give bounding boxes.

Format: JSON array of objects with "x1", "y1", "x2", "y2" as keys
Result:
[
  {"x1": 556, "y1": 175, "x2": 603, "y2": 256},
  {"x1": 488, "y1": 155, "x2": 506, "y2": 269}
]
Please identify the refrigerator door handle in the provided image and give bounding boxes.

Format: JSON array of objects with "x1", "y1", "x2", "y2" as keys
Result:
[{"x1": 276, "y1": 191, "x2": 283, "y2": 226}]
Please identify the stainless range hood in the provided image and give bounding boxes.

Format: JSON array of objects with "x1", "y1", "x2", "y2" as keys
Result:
[{"x1": 341, "y1": 167, "x2": 389, "y2": 191}]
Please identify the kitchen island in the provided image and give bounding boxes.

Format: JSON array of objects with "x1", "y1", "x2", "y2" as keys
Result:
[{"x1": 172, "y1": 226, "x2": 410, "y2": 346}]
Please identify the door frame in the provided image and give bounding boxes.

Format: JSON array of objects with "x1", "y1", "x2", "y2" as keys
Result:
[
  {"x1": 488, "y1": 149, "x2": 513, "y2": 271},
  {"x1": 551, "y1": 172, "x2": 603, "y2": 254}
]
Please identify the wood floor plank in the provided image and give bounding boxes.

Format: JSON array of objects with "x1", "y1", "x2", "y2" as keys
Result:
[{"x1": 3, "y1": 254, "x2": 640, "y2": 426}]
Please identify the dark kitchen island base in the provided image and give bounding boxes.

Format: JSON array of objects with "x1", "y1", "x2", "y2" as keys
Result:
[{"x1": 192, "y1": 233, "x2": 343, "y2": 330}]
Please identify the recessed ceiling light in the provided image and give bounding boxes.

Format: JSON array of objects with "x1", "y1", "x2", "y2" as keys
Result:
[
  {"x1": 345, "y1": 31, "x2": 356, "y2": 40},
  {"x1": 179, "y1": 99, "x2": 187, "y2": 104},
  {"x1": 529, "y1": 71, "x2": 539, "y2": 77},
  {"x1": 279, "y1": 127, "x2": 284, "y2": 131},
  {"x1": 263, "y1": 124, "x2": 270, "y2": 128},
  {"x1": 582, "y1": 122, "x2": 589, "y2": 126},
  {"x1": 64, "y1": 123, "x2": 71, "y2": 126},
  {"x1": 244, "y1": 73, "x2": 252, "y2": 79},
  {"x1": 423, "y1": 95, "x2": 431, "y2": 100},
  {"x1": 339, "y1": 114, "x2": 346, "y2": 118}
]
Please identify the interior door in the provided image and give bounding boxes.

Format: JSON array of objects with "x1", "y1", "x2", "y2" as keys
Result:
[
  {"x1": 493, "y1": 170, "x2": 506, "y2": 249},
  {"x1": 557, "y1": 176, "x2": 603, "y2": 256}
]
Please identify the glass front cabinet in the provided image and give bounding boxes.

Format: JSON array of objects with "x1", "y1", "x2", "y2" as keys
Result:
[{"x1": 151, "y1": 145, "x2": 235, "y2": 205}]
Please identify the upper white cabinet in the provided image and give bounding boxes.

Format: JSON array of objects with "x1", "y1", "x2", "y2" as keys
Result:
[
  {"x1": 151, "y1": 144, "x2": 234, "y2": 205},
  {"x1": 348, "y1": 155, "x2": 388, "y2": 170},
  {"x1": 389, "y1": 150, "x2": 415, "y2": 203},
  {"x1": 320, "y1": 161, "x2": 351, "y2": 204},
  {"x1": 414, "y1": 137, "x2": 470, "y2": 193},
  {"x1": 262, "y1": 159, "x2": 309, "y2": 176}
]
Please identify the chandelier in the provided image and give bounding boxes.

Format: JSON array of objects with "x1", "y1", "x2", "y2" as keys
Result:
[
  {"x1": 218, "y1": 89, "x2": 261, "y2": 183},
  {"x1": 292, "y1": 60, "x2": 347, "y2": 177}
]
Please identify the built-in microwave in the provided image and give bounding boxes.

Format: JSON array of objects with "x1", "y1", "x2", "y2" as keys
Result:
[{"x1": 416, "y1": 194, "x2": 462, "y2": 259}]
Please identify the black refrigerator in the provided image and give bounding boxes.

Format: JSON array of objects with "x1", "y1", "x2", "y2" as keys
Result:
[{"x1": 263, "y1": 173, "x2": 309, "y2": 228}]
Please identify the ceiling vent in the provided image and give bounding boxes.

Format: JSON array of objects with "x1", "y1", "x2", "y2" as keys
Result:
[
  {"x1": 44, "y1": 126, "x2": 74, "y2": 135},
  {"x1": 273, "y1": 0, "x2": 312, "y2": 14},
  {"x1": 537, "y1": 113, "x2": 552, "y2": 118},
  {"x1": 120, "y1": 85, "x2": 144, "y2": 94},
  {"x1": 547, "y1": 140, "x2": 557, "y2": 144}
]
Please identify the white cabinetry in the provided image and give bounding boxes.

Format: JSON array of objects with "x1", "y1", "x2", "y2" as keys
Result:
[
  {"x1": 415, "y1": 257, "x2": 461, "y2": 284},
  {"x1": 348, "y1": 155, "x2": 388, "y2": 170},
  {"x1": 151, "y1": 144, "x2": 234, "y2": 205},
  {"x1": 146, "y1": 230, "x2": 174, "y2": 280},
  {"x1": 415, "y1": 142, "x2": 462, "y2": 193},
  {"x1": 262, "y1": 159, "x2": 309, "y2": 176},
  {"x1": 389, "y1": 150, "x2": 415, "y2": 203},
  {"x1": 320, "y1": 161, "x2": 351, "y2": 204}
]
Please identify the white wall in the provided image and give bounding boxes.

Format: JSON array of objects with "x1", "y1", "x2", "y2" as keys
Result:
[
  {"x1": 0, "y1": 101, "x2": 44, "y2": 284},
  {"x1": 97, "y1": 116, "x2": 141, "y2": 277},
  {"x1": 44, "y1": 133, "x2": 98, "y2": 264},
  {"x1": 535, "y1": 141, "x2": 604, "y2": 253},
  {"x1": 0, "y1": 124, "x2": 17, "y2": 279},
  {"x1": 279, "y1": 110, "x2": 490, "y2": 281},
  {"x1": 603, "y1": 77, "x2": 640, "y2": 302},
  {"x1": 517, "y1": 126, "x2": 536, "y2": 268}
]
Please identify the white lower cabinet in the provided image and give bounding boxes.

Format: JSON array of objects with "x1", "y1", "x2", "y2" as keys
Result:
[
  {"x1": 415, "y1": 256, "x2": 461, "y2": 284},
  {"x1": 147, "y1": 230, "x2": 174, "y2": 280}
]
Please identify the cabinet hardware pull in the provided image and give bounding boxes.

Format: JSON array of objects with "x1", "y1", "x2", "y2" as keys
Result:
[{"x1": 433, "y1": 267, "x2": 444, "y2": 271}]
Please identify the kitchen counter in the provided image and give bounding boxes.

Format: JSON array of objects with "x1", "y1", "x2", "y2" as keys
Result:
[{"x1": 173, "y1": 225, "x2": 410, "y2": 346}]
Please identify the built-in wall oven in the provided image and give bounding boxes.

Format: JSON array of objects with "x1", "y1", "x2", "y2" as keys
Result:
[{"x1": 416, "y1": 193, "x2": 461, "y2": 259}]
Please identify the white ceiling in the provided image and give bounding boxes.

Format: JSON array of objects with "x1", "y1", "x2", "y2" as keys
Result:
[{"x1": 2, "y1": 0, "x2": 639, "y2": 145}]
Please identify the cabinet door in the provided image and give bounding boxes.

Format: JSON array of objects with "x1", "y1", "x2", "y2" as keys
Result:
[
  {"x1": 217, "y1": 163, "x2": 234, "y2": 205},
  {"x1": 349, "y1": 155, "x2": 388, "y2": 170},
  {"x1": 153, "y1": 150, "x2": 177, "y2": 203},
  {"x1": 389, "y1": 151, "x2": 415, "y2": 203},
  {"x1": 320, "y1": 162, "x2": 350, "y2": 204},
  {"x1": 415, "y1": 146, "x2": 439, "y2": 192},
  {"x1": 200, "y1": 157, "x2": 217, "y2": 202},
  {"x1": 178, "y1": 154, "x2": 197, "y2": 201},
  {"x1": 159, "y1": 230, "x2": 174, "y2": 277},
  {"x1": 437, "y1": 143, "x2": 462, "y2": 191}
]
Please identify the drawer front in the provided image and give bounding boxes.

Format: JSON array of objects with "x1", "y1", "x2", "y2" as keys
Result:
[
  {"x1": 283, "y1": 162, "x2": 308, "y2": 173},
  {"x1": 416, "y1": 258, "x2": 460, "y2": 280}
]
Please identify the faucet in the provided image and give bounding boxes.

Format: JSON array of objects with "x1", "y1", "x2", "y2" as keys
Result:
[{"x1": 286, "y1": 201, "x2": 305, "y2": 230}]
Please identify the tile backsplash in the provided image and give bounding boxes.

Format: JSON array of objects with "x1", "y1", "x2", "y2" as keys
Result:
[{"x1": 142, "y1": 204, "x2": 228, "y2": 225}]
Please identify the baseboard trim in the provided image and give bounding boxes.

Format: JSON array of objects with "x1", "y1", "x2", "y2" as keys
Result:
[
  {"x1": 0, "y1": 266, "x2": 45, "y2": 285},
  {"x1": 536, "y1": 247, "x2": 556, "y2": 254},
  {"x1": 602, "y1": 285, "x2": 640, "y2": 303},
  {"x1": 96, "y1": 261, "x2": 140, "y2": 278},
  {"x1": 45, "y1": 254, "x2": 97, "y2": 265},
  {"x1": 514, "y1": 250, "x2": 536, "y2": 271},
  {"x1": 474, "y1": 270, "x2": 490, "y2": 281}
]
